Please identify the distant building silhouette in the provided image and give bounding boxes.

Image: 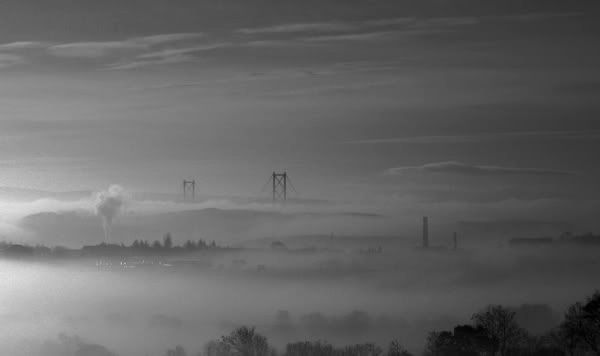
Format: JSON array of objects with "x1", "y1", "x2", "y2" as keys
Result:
[
  {"x1": 422, "y1": 216, "x2": 429, "y2": 248},
  {"x1": 453, "y1": 232, "x2": 458, "y2": 250},
  {"x1": 509, "y1": 237, "x2": 554, "y2": 246}
]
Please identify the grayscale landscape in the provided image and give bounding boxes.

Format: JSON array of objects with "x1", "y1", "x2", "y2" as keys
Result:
[{"x1": 0, "y1": 0, "x2": 599, "y2": 355}]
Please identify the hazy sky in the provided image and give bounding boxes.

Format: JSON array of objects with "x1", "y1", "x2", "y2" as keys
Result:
[{"x1": 1, "y1": 0, "x2": 600, "y2": 230}]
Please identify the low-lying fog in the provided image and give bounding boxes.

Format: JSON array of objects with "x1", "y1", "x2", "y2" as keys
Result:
[
  {"x1": 1, "y1": 187, "x2": 598, "y2": 355},
  {"x1": 1, "y1": 243, "x2": 599, "y2": 356}
]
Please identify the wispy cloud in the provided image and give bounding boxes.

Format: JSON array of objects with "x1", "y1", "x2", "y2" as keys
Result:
[
  {"x1": 293, "y1": 11, "x2": 582, "y2": 44},
  {"x1": 495, "y1": 11, "x2": 583, "y2": 22},
  {"x1": 364, "y1": 17, "x2": 416, "y2": 27},
  {"x1": 107, "y1": 42, "x2": 231, "y2": 70},
  {"x1": 138, "y1": 43, "x2": 232, "y2": 60},
  {"x1": 0, "y1": 41, "x2": 48, "y2": 51},
  {"x1": 262, "y1": 78, "x2": 404, "y2": 97},
  {"x1": 364, "y1": 16, "x2": 479, "y2": 29},
  {"x1": 347, "y1": 130, "x2": 600, "y2": 144},
  {"x1": 302, "y1": 31, "x2": 397, "y2": 42},
  {"x1": 237, "y1": 22, "x2": 356, "y2": 35},
  {"x1": 134, "y1": 33, "x2": 205, "y2": 45},
  {"x1": 242, "y1": 39, "x2": 300, "y2": 48},
  {"x1": 106, "y1": 55, "x2": 194, "y2": 70},
  {"x1": 48, "y1": 41, "x2": 147, "y2": 58},
  {"x1": 386, "y1": 161, "x2": 579, "y2": 177},
  {"x1": 47, "y1": 32, "x2": 205, "y2": 58},
  {"x1": 0, "y1": 53, "x2": 23, "y2": 68},
  {"x1": 367, "y1": 12, "x2": 582, "y2": 29}
]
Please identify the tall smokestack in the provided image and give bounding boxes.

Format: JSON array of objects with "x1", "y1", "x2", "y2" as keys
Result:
[{"x1": 422, "y1": 216, "x2": 429, "y2": 248}]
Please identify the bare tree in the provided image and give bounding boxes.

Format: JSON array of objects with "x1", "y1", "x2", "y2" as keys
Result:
[
  {"x1": 284, "y1": 341, "x2": 335, "y2": 356},
  {"x1": 165, "y1": 345, "x2": 187, "y2": 356},
  {"x1": 561, "y1": 292, "x2": 600, "y2": 355},
  {"x1": 472, "y1": 305, "x2": 526, "y2": 356},
  {"x1": 386, "y1": 340, "x2": 412, "y2": 356},
  {"x1": 163, "y1": 233, "x2": 173, "y2": 249},
  {"x1": 220, "y1": 326, "x2": 272, "y2": 356}
]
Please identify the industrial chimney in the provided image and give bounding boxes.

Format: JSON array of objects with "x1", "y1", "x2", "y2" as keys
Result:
[
  {"x1": 422, "y1": 216, "x2": 429, "y2": 248},
  {"x1": 453, "y1": 232, "x2": 458, "y2": 250}
]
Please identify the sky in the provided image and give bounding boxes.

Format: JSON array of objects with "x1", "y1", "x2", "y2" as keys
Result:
[{"x1": 1, "y1": 0, "x2": 600, "y2": 234}]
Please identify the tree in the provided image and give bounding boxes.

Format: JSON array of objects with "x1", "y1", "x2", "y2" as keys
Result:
[
  {"x1": 165, "y1": 345, "x2": 187, "y2": 356},
  {"x1": 386, "y1": 340, "x2": 413, "y2": 356},
  {"x1": 270, "y1": 241, "x2": 287, "y2": 250},
  {"x1": 472, "y1": 305, "x2": 526, "y2": 356},
  {"x1": 220, "y1": 326, "x2": 272, "y2": 356},
  {"x1": 339, "y1": 343, "x2": 382, "y2": 356},
  {"x1": 424, "y1": 328, "x2": 486, "y2": 356},
  {"x1": 184, "y1": 240, "x2": 196, "y2": 250},
  {"x1": 152, "y1": 240, "x2": 162, "y2": 249},
  {"x1": 285, "y1": 341, "x2": 335, "y2": 356},
  {"x1": 425, "y1": 331, "x2": 452, "y2": 356},
  {"x1": 163, "y1": 233, "x2": 173, "y2": 249},
  {"x1": 205, "y1": 340, "x2": 233, "y2": 356},
  {"x1": 560, "y1": 291, "x2": 600, "y2": 355},
  {"x1": 452, "y1": 325, "x2": 492, "y2": 355}
]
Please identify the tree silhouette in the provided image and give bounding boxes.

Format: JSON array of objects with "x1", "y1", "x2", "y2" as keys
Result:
[
  {"x1": 184, "y1": 240, "x2": 196, "y2": 250},
  {"x1": 219, "y1": 326, "x2": 272, "y2": 356},
  {"x1": 472, "y1": 305, "x2": 526, "y2": 356},
  {"x1": 561, "y1": 291, "x2": 600, "y2": 355},
  {"x1": 165, "y1": 345, "x2": 187, "y2": 356},
  {"x1": 386, "y1": 340, "x2": 413, "y2": 356},
  {"x1": 205, "y1": 340, "x2": 228, "y2": 356},
  {"x1": 163, "y1": 233, "x2": 173, "y2": 249},
  {"x1": 284, "y1": 341, "x2": 335, "y2": 356},
  {"x1": 339, "y1": 343, "x2": 382, "y2": 356}
]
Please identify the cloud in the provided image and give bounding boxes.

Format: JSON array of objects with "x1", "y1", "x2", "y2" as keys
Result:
[
  {"x1": 0, "y1": 53, "x2": 23, "y2": 68},
  {"x1": 367, "y1": 12, "x2": 581, "y2": 29},
  {"x1": 261, "y1": 78, "x2": 404, "y2": 97},
  {"x1": 386, "y1": 161, "x2": 578, "y2": 177},
  {"x1": 107, "y1": 42, "x2": 232, "y2": 69},
  {"x1": 347, "y1": 130, "x2": 600, "y2": 144},
  {"x1": 295, "y1": 11, "x2": 582, "y2": 43},
  {"x1": 47, "y1": 32, "x2": 204, "y2": 58},
  {"x1": 302, "y1": 31, "x2": 397, "y2": 42},
  {"x1": 106, "y1": 54, "x2": 194, "y2": 70},
  {"x1": 414, "y1": 16, "x2": 480, "y2": 28},
  {"x1": 496, "y1": 11, "x2": 583, "y2": 22},
  {"x1": 237, "y1": 22, "x2": 356, "y2": 35},
  {"x1": 0, "y1": 41, "x2": 48, "y2": 50},
  {"x1": 137, "y1": 42, "x2": 232, "y2": 60},
  {"x1": 134, "y1": 33, "x2": 205, "y2": 45},
  {"x1": 364, "y1": 17, "x2": 417, "y2": 27},
  {"x1": 364, "y1": 16, "x2": 479, "y2": 29},
  {"x1": 48, "y1": 41, "x2": 146, "y2": 58}
]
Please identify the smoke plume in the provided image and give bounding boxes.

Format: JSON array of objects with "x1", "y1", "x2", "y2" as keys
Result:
[{"x1": 95, "y1": 185, "x2": 126, "y2": 243}]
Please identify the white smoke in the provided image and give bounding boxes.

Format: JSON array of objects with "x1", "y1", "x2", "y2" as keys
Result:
[{"x1": 94, "y1": 185, "x2": 127, "y2": 243}]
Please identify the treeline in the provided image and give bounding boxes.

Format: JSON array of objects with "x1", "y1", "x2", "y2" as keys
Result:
[
  {"x1": 120, "y1": 233, "x2": 220, "y2": 252},
  {"x1": 0, "y1": 233, "x2": 226, "y2": 258},
  {"x1": 163, "y1": 291, "x2": 599, "y2": 356}
]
